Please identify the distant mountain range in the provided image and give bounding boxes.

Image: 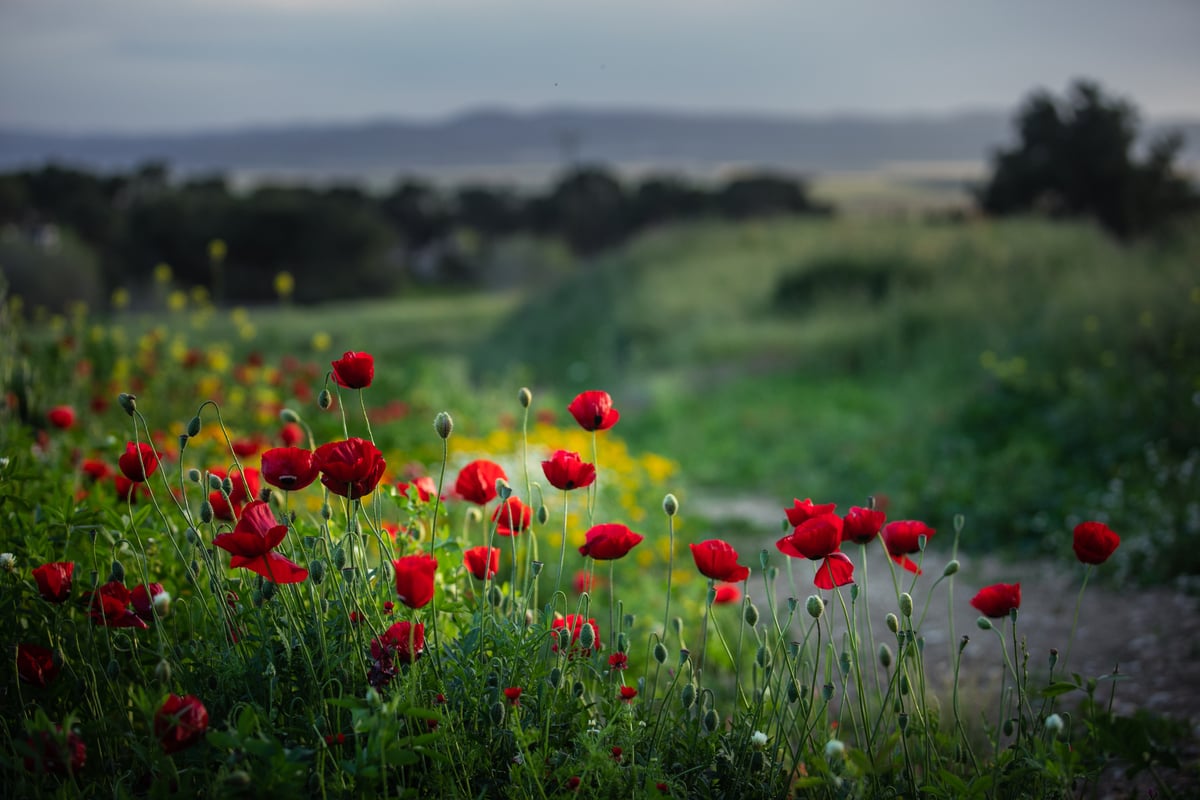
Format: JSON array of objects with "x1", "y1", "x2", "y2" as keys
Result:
[{"x1": 2, "y1": 108, "x2": 1197, "y2": 186}]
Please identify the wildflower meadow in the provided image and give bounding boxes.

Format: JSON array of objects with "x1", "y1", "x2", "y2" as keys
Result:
[{"x1": 0, "y1": 292, "x2": 1184, "y2": 799}]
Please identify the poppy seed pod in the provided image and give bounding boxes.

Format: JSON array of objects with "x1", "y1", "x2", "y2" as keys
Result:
[
  {"x1": 186, "y1": 416, "x2": 202, "y2": 438},
  {"x1": 653, "y1": 642, "x2": 667, "y2": 664},
  {"x1": 899, "y1": 593, "x2": 914, "y2": 618},
  {"x1": 806, "y1": 595, "x2": 824, "y2": 620},
  {"x1": 744, "y1": 602, "x2": 760, "y2": 628},
  {"x1": 518, "y1": 387, "x2": 532, "y2": 408},
  {"x1": 943, "y1": 560, "x2": 960, "y2": 577},
  {"x1": 434, "y1": 411, "x2": 453, "y2": 440},
  {"x1": 318, "y1": 390, "x2": 332, "y2": 410},
  {"x1": 578, "y1": 621, "x2": 596, "y2": 652},
  {"x1": 702, "y1": 709, "x2": 719, "y2": 733},
  {"x1": 681, "y1": 683, "x2": 696, "y2": 709},
  {"x1": 310, "y1": 559, "x2": 326, "y2": 584},
  {"x1": 187, "y1": 468, "x2": 202, "y2": 483},
  {"x1": 662, "y1": 493, "x2": 678, "y2": 516},
  {"x1": 977, "y1": 616, "x2": 993, "y2": 630}
]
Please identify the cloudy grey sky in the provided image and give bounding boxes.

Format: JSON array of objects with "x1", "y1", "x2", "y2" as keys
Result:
[{"x1": 2, "y1": 0, "x2": 1198, "y2": 133}]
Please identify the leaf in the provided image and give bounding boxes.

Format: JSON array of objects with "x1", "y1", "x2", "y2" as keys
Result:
[{"x1": 1040, "y1": 682, "x2": 1080, "y2": 698}]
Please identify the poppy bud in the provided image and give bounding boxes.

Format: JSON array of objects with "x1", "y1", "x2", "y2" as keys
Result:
[
  {"x1": 678, "y1": 648, "x2": 690, "y2": 666},
  {"x1": 578, "y1": 621, "x2": 596, "y2": 652},
  {"x1": 787, "y1": 679, "x2": 801, "y2": 703},
  {"x1": 178, "y1": 434, "x2": 189, "y2": 451},
  {"x1": 756, "y1": 645, "x2": 770, "y2": 669},
  {"x1": 185, "y1": 528, "x2": 200, "y2": 545},
  {"x1": 899, "y1": 593, "x2": 913, "y2": 618},
  {"x1": 662, "y1": 493, "x2": 678, "y2": 516},
  {"x1": 332, "y1": 546, "x2": 346, "y2": 570},
  {"x1": 280, "y1": 408, "x2": 301, "y2": 423},
  {"x1": 155, "y1": 659, "x2": 171, "y2": 685},
  {"x1": 199, "y1": 501, "x2": 213, "y2": 524},
  {"x1": 1049, "y1": 649, "x2": 1058, "y2": 670},
  {"x1": 549, "y1": 667, "x2": 562, "y2": 688},
  {"x1": 208, "y1": 474, "x2": 223, "y2": 491},
  {"x1": 536, "y1": 505, "x2": 549, "y2": 525},
  {"x1": 899, "y1": 713, "x2": 909, "y2": 732},
  {"x1": 488, "y1": 586, "x2": 502, "y2": 607},
  {"x1": 653, "y1": 642, "x2": 667, "y2": 664},
  {"x1": 186, "y1": 416, "x2": 202, "y2": 438},
  {"x1": 321, "y1": 503, "x2": 332, "y2": 520},
  {"x1": 310, "y1": 559, "x2": 326, "y2": 584},
  {"x1": 318, "y1": 390, "x2": 332, "y2": 410},
  {"x1": 109, "y1": 559, "x2": 125, "y2": 583},
  {"x1": 495, "y1": 478, "x2": 512, "y2": 501},
  {"x1": 681, "y1": 683, "x2": 696, "y2": 709},
  {"x1": 434, "y1": 411, "x2": 453, "y2": 439},
  {"x1": 822, "y1": 683, "x2": 834, "y2": 701},
  {"x1": 187, "y1": 468, "x2": 202, "y2": 483},
  {"x1": 107, "y1": 658, "x2": 120, "y2": 679},
  {"x1": 806, "y1": 595, "x2": 824, "y2": 620},
  {"x1": 530, "y1": 560, "x2": 544, "y2": 577},
  {"x1": 744, "y1": 602, "x2": 760, "y2": 628},
  {"x1": 518, "y1": 387, "x2": 532, "y2": 408},
  {"x1": 976, "y1": 616, "x2": 993, "y2": 630},
  {"x1": 849, "y1": 584, "x2": 859, "y2": 601},
  {"x1": 900, "y1": 674, "x2": 910, "y2": 695},
  {"x1": 118, "y1": 393, "x2": 137, "y2": 416},
  {"x1": 572, "y1": 681, "x2": 585, "y2": 699},
  {"x1": 960, "y1": 635, "x2": 970, "y2": 652},
  {"x1": 221, "y1": 476, "x2": 233, "y2": 496},
  {"x1": 943, "y1": 560, "x2": 960, "y2": 577},
  {"x1": 1002, "y1": 718, "x2": 1014, "y2": 737},
  {"x1": 879, "y1": 644, "x2": 893, "y2": 669},
  {"x1": 617, "y1": 632, "x2": 628, "y2": 653},
  {"x1": 839, "y1": 650, "x2": 850, "y2": 677},
  {"x1": 702, "y1": 709, "x2": 719, "y2": 733},
  {"x1": 886, "y1": 613, "x2": 899, "y2": 633},
  {"x1": 672, "y1": 617, "x2": 683, "y2": 636}
]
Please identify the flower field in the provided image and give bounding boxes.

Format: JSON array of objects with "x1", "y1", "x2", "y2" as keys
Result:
[{"x1": 0, "y1": 288, "x2": 1185, "y2": 799}]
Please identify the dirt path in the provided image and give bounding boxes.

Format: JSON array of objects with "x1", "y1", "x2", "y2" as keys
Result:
[{"x1": 691, "y1": 495, "x2": 1200, "y2": 727}]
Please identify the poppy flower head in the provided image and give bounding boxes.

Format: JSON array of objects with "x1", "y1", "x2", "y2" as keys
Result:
[
  {"x1": 313, "y1": 438, "x2": 386, "y2": 499},
  {"x1": 213, "y1": 500, "x2": 308, "y2": 584},
  {"x1": 454, "y1": 459, "x2": 507, "y2": 505},
  {"x1": 32, "y1": 561, "x2": 74, "y2": 604},
  {"x1": 155, "y1": 694, "x2": 209, "y2": 754},
  {"x1": 492, "y1": 496, "x2": 533, "y2": 536},
  {"x1": 397, "y1": 476, "x2": 438, "y2": 503},
  {"x1": 90, "y1": 581, "x2": 148, "y2": 629},
  {"x1": 118, "y1": 442, "x2": 159, "y2": 482},
  {"x1": 713, "y1": 583, "x2": 742, "y2": 604},
  {"x1": 689, "y1": 539, "x2": 751, "y2": 583},
  {"x1": 579, "y1": 523, "x2": 644, "y2": 561},
  {"x1": 81, "y1": 459, "x2": 111, "y2": 482},
  {"x1": 279, "y1": 422, "x2": 303, "y2": 447},
  {"x1": 550, "y1": 614, "x2": 600, "y2": 657},
  {"x1": 619, "y1": 685, "x2": 638, "y2": 703},
  {"x1": 47, "y1": 405, "x2": 76, "y2": 430},
  {"x1": 23, "y1": 728, "x2": 86, "y2": 775},
  {"x1": 393, "y1": 553, "x2": 437, "y2": 608},
  {"x1": 567, "y1": 390, "x2": 620, "y2": 432},
  {"x1": 842, "y1": 506, "x2": 887, "y2": 545},
  {"x1": 777, "y1": 513, "x2": 844, "y2": 561},
  {"x1": 541, "y1": 450, "x2": 596, "y2": 492},
  {"x1": 331, "y1": 351, "x2": 375, "y2": 389},
  {"x1": 608, "y1": 652, "x2": 629, "y2": 671},
  {"x1": 17, "y1": 642, "x2": 60, "y2": 688},
  {"x1": 970, "y1": 582, "x2": 1021, "y2": 618},
  {"x1": 463, "y1": 546, "x2": 500, "y2": 581},
  {"x1": 1073, "y1": 521, "x2": 1120, "y2": 565},
  {"x1": 371, "y1": 620, "x2": 425, "y2": 664},
  {"x1": 260, "y1": 447, "x2": 319, "y2": 492},
  {"x1": 785, "y1": 498, "x2": 837, "y2": 527},
  {"x1": 881, "y1": 520, "x2": 936, "y2": 574},
  {"x1": 131, "y1": 582, "x2": 170, "y2": 622},
  {"x1": 503, "y1": 687, "x2": 523, "y2": 705}
]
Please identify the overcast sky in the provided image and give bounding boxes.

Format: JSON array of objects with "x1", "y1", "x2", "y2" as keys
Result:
[{"x1": 2, "y1": 0, "x2": 1198, "y2": 133}]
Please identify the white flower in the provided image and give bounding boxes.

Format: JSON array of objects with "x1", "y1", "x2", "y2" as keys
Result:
[
  {"x1": 824, "y1": 739, "x2": 845, "y2": 760},
  {"x1": 750, "y1": 730, "x2": 769, "y2": 750},
  {"x1": 1045, "y1": 713, "x2": 1064, "y2": 737},
  {"x1": 0, "y1": 553, "x2": 15, "y2": 573}
]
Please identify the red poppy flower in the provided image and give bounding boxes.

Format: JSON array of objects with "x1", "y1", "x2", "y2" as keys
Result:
[
  {"x1": 47, "y1": 405, "x2": 76, "y2": 430},
  {"x1": 313, "y1": 438, "x2": 386, "y2": 499},
  {"x1": 713, "y1": 583, "x2": 742, "y2": 604},
  {"x1": 208, "y1": 467, "x2": 261, "y2": 521},
  {"x1": 397, "y1": 476, "x2": 438, "y2": 502},
  {"x1": 608, "y1": 652, "x2": 629, "y2": 671},
  {"x1": 213, "y1": 500, "x2": 309, "y2": 584},
  {"x1": 371, "y1": 620, "x2": 425, "y2": 664},
  {"x1": 813, "y1": 553, "x2": 855, "y2": 590},
  {"x1": 541, "y1": 450, "x2": 596, "y2": 492},
  {"x1": 1073, "y1": 521, "x2": 1120, "y2": 565},
  {"x1": 118, "y1": 442, "x2": 159, "y2": 482},
  {"x1": 155, "y1": 694, "x2": 209, "y2": 754},
  {"x1": 551, "y1": 614, "x2": 600, "y2": 656},
  {"x1": 573, "y1": 570, "x2": 598, "y2": 594},
  {"x1": 32, "y1": 561, "x2": 74, "y2": 604},
  {"x1": 231, "y1": 436, "x2": 262, "y2": 458},
  {"x1": 463, "y1": 546, "x2": 500, "y2": 580},
  {"x1": 279, "y1": 422, "x2": 303, "y2": 447},
  {"x1": 689, "y1": 539, "x2": 750, "y2": 582},
  {"x1": 567, "y1": 390, "x2": 620, "y2": 431},
  {"x1": 113, "y1": 474, "x2": 150, "y2": 503},
  {"x1": 454, "y1": 459, "x2": 507, "y2": 505},
  {"x1": 492, "y1": 496, "x2": 533, "y2": 536},
  {"x1": 260, "y1": 447, "x2": 318, "y2": 492},
  {"x1": 777, "y1": 514, "x2": 843, "y2": 560},
  {"x1": 81, "y1": 459, "x2": 111, "y2": 482},
  {"x1": 503, "y1": 687, "x2": 523, "y2": 705},
  {"x1": 619, "y1": 685, "x2": 638, "y2": 703},
  {"x1": 881, "y1": 520, "x2": 936, "y2": 574},
  {"x1": 131, "y1": 582, "x2": 169, "y2": 622},
  {"x1": 785, "y1": 498, "x2": 837, "y2": 527},
  {"x1": 970, "y1": 582, "x2": 1021, "y2": 618},
  {"x1": 842, "y1": 506, "x2": 886, "y2": 545},
  {"x1": 392, "y1": 553, "x2": 437, "y2": 608},
  {"x1": 579, "y1": 523, "x2": 644, "y2": 560},
  {"x1": 331, "y1": 351, "x2": 375, "y2": 389},
  {"x1": 90, "y1": 581, "x2": 148, "y2": 629},
  {"x1": 17, "y1": 643, "x2": 59, "y2": 687},
  {"x1": 23, "y1": 728, "x2": 85, "y2": 775}
]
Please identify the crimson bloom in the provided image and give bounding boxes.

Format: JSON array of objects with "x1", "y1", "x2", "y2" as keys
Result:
[
  {"x1": 155, "y1": 694, "x2": 209, "y2": 754},
  {"x1": 454, "y1": 459, "x2": 507, "y2": 505},
  {"x1": 260, "y1": 447, "x2": 319, "y2": 492},
  {"x1": 550, "y1": 614, "x2": 600, "y2": 656},
  {"x1": 619, "y1": 686, "x2": 638, "y2": 703},
  {"x1": 208, "y1": 467, "x2": 260, "y2": 521},
  {"x1": 371, "y1": 620, "x2": 425, "y2": 664},
  {"x1": 842, "y1": 506, "x2": 887, "y2": 545},
  {"x1": 279, "y1": 422, "x2": 303, "y2": 447},
  {"x1": 881, "y1": 520, "x2": 936, "y2": 574},
  {"x1": 90, "y1": 581, "x2": 148, "y2": 629},
  {"x1": 689, "y1": 539, "x2": 751, "y2": 582},
  {"x1": 213, "y1": 500, "x2": 309, "y2": 584},
  {"x1": 17, "y1": 643, "x2": 59, "y2": 687},
  {"x1": 971, "y1": 583, "x2": 1021, "y2": 618},
  {"x1": 81, "y1": 459, "x2": 111, "y2": 482},
  {"x1": 32, "y1": 561, "x2": 74, "y2": 604},
  {"x1": 23, "y1": 728, "x2": 86, "y2": 775},
  {"x1": 579, "y1": 523, "x2": 644, "y2": 560},
  {"x1": 776, "y1": 514, "x2": 854, "y2": 589},
  {"x1": 567, "y1": 390, "x2": 620, "y2": 432},
  {"x1": 313, "y1": 438, "x2": 386, "y2": 499},
  {"x1": 47, "y1": 405, "x2": 76, "y2": 430},
  {"x1": 131, "y1": 582, "x2": 169, "y2": 622},
  {"x1": 1073, "y1": 521, "x2": 1120, "y2": 565},
  {"x1": 393, "y1": 554, "x2": 437, "y2": 608},
  {"x1": 541, "y1": 450, "x2": 596, "y2": 492},
  {"x1": 492, "y1": 496, "x2": 533, "y2": 536},
  {"x1": 463, "y1": 546, "x2": 500, "y2": 581},
  {"x1": 397, "y1": 476, "x2": 438, "y2": 502},
  {"x1": 331, "y1": 351, "x2": 375, "y2": 389},
  {"x1": 118, "y1": 442, "x2": 159, "y2": 482},
  {"x1": 608, "y1": 652, "x2": 629, "y2": 671},
  {"x1": 785, "y1": 498, "x2": 837, "y2": 527},
  {"x1": 503, "y1": 687, "x2": 523, "y2": 706},
  {"x1": 713, "y1": 583, "x2": 742, "y2": 604}
]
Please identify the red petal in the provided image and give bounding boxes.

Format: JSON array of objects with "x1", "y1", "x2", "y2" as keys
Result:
[
  {"x1": 891, "y1": 554, "x2": 923, "y2": 575},
  {"x1": 813, "y1": 553, "x2": 855, "y2": 589},
  {"x1": 231, "y1": 553, "x2": 309, "y2": 584},
  {"x1": 214, "y1": 531, "x2": 269, "y2": 558},
  {"x1": 776, "y1": 534, "x2": 804, "y2": 559}
]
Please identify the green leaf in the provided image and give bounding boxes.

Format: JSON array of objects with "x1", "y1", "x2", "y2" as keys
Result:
[{"x1": 1040, "y1": 682, "x2": 1080, "y2": 698}]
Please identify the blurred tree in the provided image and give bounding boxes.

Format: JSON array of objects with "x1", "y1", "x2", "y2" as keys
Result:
[
  {"x1": 978, "y1": 80, "x2": 1197, "y2": 238},
  {"x1": 715, "y1": 172, "x2": 829, "y2": 219}
]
